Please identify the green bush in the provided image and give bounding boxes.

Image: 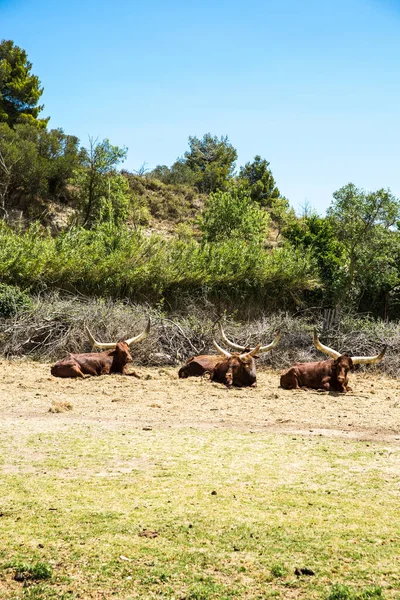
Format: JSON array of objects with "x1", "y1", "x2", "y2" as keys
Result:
[
  {"x1": 199, "y1": 188, "x2": 269, "y2": 244},
  {"x1": 0, "y1": 283, "x2": 31, "y2": 317},
  {"x1": 0, "y1": 222, "x2": 319, "y2": 309}
]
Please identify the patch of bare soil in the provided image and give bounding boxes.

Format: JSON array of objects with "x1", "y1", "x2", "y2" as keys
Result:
[{"x1": 0, "y1": 360, "x2": 399, "y2": 444}]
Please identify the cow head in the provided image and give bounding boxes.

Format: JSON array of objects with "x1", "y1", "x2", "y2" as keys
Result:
[
  {"x1": 212, "y1": 340, "x2": 261, "y2": 387},
  {"x1": 112, "y1": 341, "x2": 133, "y2": 364},
  {"x1": 333, "y1": 354, "x2": 354, "y2": 385},
  {"x1": 313, "y1": 329, "x2": 386, "y2": 371},
  {"x1": 211, "y1": 324, "x2": 281, "y2": 387}
]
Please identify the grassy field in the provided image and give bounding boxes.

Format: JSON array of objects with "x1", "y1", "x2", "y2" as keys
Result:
[{"x1": 1, "y1": 428, "x2": 400, "y2": 598}]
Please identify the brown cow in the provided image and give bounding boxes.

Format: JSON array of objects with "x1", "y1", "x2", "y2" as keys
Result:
[
  {"x1": 178, "y1": 324, "x2": 281, "y2": 387},
  {"x1": 51, "y1": 319, "x2": 151, "y2": 378},
  {"x1": 209, "y1": 341, "x2": 261, "y2": 387},
  {"x1": 280, "y1": 329, "x2": 386, "y2": 392}
]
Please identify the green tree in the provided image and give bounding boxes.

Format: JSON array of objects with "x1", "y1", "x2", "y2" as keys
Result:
[
  {"x1": 149, "y1": 161, "x2": 198, "y2": 187},
  {"x1": 0, "y1": 122, "x2": 46, "y2": 216},
  {"x1": 238, "y1": 155, "x2": 280, "y2": 205},
  {"x1": 72, "y1": 137, "x2": 128, "y2": 226},
  {"x1": 0, "y1": 123, "x2": 82, "y2": 217},
  {"x1": 0, "y1": 40, "x2": 48, "y2": 128},
  {"x1": 326, "y1": 183, "x2": 400, "y2": 311},
  {"x1": 199, "y1": 188, "x2": 269, "y2": 244},
  {"x1": 36, "y1": 128, "x2": 83, "y2": 198},
  {"x1": 284, "y1": 214, "x2": 346, "y2": 304},
  {"x1": 182, "y1": 133, "x2": 238, "y2": 193},
  {"x1": 238, "y1": 155, "x2": 294, "y2": 235}
]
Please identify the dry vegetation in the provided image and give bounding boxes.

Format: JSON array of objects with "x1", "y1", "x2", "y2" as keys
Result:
[{"x1": 1, "y1": 296, "x2": 399, "y2": 376}]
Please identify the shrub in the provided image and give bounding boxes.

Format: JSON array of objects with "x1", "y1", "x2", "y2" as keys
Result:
[
  {"x1": 199, "y1": 188, "x2": 269, "y2": 244},
  {"x1": 0, "y1": 283, "x2": 31, "y2": 317}
]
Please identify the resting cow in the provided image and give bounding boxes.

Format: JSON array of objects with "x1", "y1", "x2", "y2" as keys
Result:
[
  {"x1": 280, "y1": 329, "x2": 386, "y2": 392},
  {"x1": 51, "y1": 319, "x2": 151, "y2": 378},
  {"x1": 178, "y1": 323, "x2": 281, "y2": 387}
]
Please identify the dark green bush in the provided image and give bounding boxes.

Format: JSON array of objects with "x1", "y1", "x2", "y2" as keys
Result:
[{"x1": 0, "y1": 283, "x2": 31, "y2": 317}]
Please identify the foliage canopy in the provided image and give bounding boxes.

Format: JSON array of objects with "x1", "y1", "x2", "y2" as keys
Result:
[{"x1": 0, "y1": 39, "x2": 48, "y2": 128}]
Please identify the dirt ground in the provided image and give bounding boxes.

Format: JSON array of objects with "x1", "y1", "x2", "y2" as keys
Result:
[{"x1": 1, "y1": 360, "x2": 400, "y2": 445}]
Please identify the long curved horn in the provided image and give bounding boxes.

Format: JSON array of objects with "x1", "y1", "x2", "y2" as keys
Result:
[
  {"x1": 213, "y1": 340, "x2": 231, "y2": 357},
  {"x1": 86, "y1": 326, "x2": 117, "y2": 350},
  {"x1": 351, "y1": 345, "x2": 387, "y2": 365},
  {"x1": 125, "y1": 318, "x2": 151, "y2": 346},
  {"x1": 218, "y1": 322, "x2": 281, "y2": 354},
  {"x1": 313, "y1": 329, "x2": 387, "y2": 365},
  {"x1": 240, "y1": 343, "x2": 262, "y2": 359},
  {"x1": 86, "y1": 318, "x2": 151, "y2": 350},
  {"x1": 218, "y1": 322, "x2": 247, "y2": 351},
  {"x1": 259, "y1": 330, "x2": 281, "y2": 353},
  {"x1": 313, "y1": 329, "x2": 341, "y2": 359}
]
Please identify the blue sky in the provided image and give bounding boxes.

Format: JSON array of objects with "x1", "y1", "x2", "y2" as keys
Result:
[{"x1": 2, "y1": 0, "x2": 400, "y2": 213}]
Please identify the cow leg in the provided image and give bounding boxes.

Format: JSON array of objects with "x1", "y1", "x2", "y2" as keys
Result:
[
  {"x1": 344, "y1": 377, "x2": 352, "y2": 392},
  {"x1": 211, "y1": 365, "x2": 233, "y2": 387},
  {"x1": 69, "y1": 364, "x2": 87, "y2": 378},
  {"x1": 320, "y1": 378, "x2": 331, "y2": 391},
  {"x1": 125, "y1": 370, "x2": 141, "y2": 378},
  {"x1": 51, "y1": 361, "x2": 86, "y2": 378}
]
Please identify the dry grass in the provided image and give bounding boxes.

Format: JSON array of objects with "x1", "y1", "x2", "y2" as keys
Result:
[
  {"x1": 1, "y1": 296, "x2": 399, "y2": 376},
  {"x1": 48, "y1": 401, "x2": 73, "y2": 413},
  {"x1": 0, "y1": 295, "x2": 259, "y2": 364}
]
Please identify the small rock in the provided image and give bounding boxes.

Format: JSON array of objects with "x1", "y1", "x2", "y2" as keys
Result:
[
  {"x1": 211, "y1": 490, "x2": 217, "y2": 495},
  {"x1": 14, "y1": 572, "x2": 25, "y2": 582}
]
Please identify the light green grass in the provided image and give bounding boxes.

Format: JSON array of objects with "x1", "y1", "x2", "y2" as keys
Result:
[{"x1": 0, "y1": 426, "x2": 399, "y2": 599}]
